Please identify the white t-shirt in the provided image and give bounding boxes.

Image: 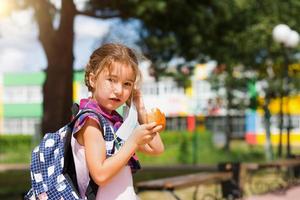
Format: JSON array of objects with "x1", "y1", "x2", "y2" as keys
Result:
[{"x1": 71, "y1": 137, "x2": 137, "y2": 200}]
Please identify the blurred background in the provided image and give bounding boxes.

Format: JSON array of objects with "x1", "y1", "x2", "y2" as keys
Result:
[{"x1": 0, "y1": 0, "x2": 300, "y2": 199}]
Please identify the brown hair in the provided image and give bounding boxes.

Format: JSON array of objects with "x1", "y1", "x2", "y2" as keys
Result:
[{"x1": 84, "y1": 43, "x2": 142, "y2": 92}]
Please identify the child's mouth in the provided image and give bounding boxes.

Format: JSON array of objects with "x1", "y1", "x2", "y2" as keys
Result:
[{"x1": 109, "y1": 98, "x2": 121, "y2": 102}]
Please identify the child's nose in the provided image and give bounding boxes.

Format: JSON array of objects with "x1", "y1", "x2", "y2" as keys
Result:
[{"x1": 113, "y1": 83, "x2": 122, "y2": 95}]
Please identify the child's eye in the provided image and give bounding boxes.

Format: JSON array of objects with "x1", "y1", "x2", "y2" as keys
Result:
[
  {"x1": 108, "y1": 78, "x2": 114, "y2": 82},
  {"x1": 124, "y1": 82, "x2": 132, "y2": 87}
]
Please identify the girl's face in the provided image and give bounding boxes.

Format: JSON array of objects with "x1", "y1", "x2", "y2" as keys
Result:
[{"x1": 89, "y1": 62, "x2": 135, "y2": 113}]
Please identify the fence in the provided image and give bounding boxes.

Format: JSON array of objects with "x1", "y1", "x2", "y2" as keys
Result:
[{"x1": 165, "y1": 115, "x2": 246, "y2": 138}]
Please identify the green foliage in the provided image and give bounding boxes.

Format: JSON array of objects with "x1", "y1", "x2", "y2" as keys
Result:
[
  {"x1": 178, "y1": 132, "x2": 192, "y2": 164},
  {"x1": 0, "y1": 170, "x2": 30, "y2": 197},
  {"x1": 117, "y1": 0, "x2": 300, "y2": 109},
  {"x1": 0, "y1": 135, "x2": 33, "y2": 163},
  {"x1": 248, "y1": 80, "x2": 258, "y2": 110},
  {"x1": 12, "y1": 0, "x2": 300, "y2": 136},
  {"x1": 0, "y1": 135, "x2": 32, "y2": 152},
  {"x1": 0, "y1": 131, "x2": 284, "y2": 165},
  {"x1": 137, "y1": 130, "x2": 266, "y2": 165}
]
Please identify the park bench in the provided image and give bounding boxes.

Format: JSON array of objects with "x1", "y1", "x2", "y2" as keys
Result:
[
  {"x1": 0, "y1": 163, "x2": 29, "y2": 172},
  {"x1": 245, "y1": 159, "x2": 300, "y2": 171},
  {"x1": 136, "y1": 160, "x2": 300, "y2": 199},
  {"x1": 136, "y1": 171, "x2": 232, "y2": 200},
  {"x1": 243, "y1": 159, "x2": 300, "y2": 183},
  {"x1": 241, "y1": 159, "x2": 300, "y2": 195}
]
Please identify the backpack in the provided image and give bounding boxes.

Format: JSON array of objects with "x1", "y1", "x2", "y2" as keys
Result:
[{"x1": 24, "y1": 105, "x2": 111, "y2": 200}]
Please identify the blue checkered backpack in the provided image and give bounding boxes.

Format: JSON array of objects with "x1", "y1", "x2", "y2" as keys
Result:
[{"x1": 24, "y1": 105, "x2": 111, "y2": 200}]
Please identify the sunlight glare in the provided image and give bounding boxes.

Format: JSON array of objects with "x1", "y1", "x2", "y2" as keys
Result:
[{"x1": 0, "y1": 0, "x2": 11, "y2": 17}]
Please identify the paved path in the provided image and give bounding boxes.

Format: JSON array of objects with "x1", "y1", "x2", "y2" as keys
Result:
[
  {"x1": 0, "y1": 163, "x2": 29, "y2": 172},
  {"x1": 244, "y1": 185, "x2": 300, "y2": 200}
]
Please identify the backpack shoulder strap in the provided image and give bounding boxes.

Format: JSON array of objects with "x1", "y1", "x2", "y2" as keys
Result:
[
  {"x1": 69, "y1": 109, "x2": 108, "y2": 128},
  {"x1": 69, "y1": 103, "x2": 107, "y2": 127},
  {"x1": 75, "y1": 109, "x2": 112, "y2": 199},
  {"x1": 65, "y1": 104, "x2": 110, "y2": 200}
]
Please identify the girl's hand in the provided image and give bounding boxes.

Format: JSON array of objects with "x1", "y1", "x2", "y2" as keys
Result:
[
  {"x1": 130, "y1": 122, "x2": 162, "y2": 146},
  {"x1": 132, "y1": 89, "x2": 144, "y2": 109},
  {"x1": 131, "y1": 88, "x2": 147, "y2": 124},
  {"x1": 126, "y1": 87, "x2": 142, "y2": 106}
]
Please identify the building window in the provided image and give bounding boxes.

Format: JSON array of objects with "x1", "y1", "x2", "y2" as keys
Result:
[
  {"x1": 3, "y1": 118, "x2": 40, "y2": 135},
  {"x1": 3, "y1": 86, "x2": 43, "y2": 103},
  {"x1": 27, "y1": 86, "x2": 43, "y2": 103},
  {"x1": 4, "y1": 86, "x2": 26, "y2": 103}
]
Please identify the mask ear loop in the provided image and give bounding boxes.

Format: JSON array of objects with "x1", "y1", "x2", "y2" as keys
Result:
[{"x1": 123, "y1": 91, "x2": 134, "y2": 119}]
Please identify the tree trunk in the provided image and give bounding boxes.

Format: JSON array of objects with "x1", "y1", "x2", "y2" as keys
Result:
[
  {"x1": 42, "y1": 46, "x2": 74, "y2": 133},
  {"x1": 264, "y1": 95, "x2": 273, "y2": 161},
  {"x1": 224, "y1": 85, "x2": 233, "y2": 151},
  {"x1": 33, "y1": 0, "x2": 76, "y2": 134}
]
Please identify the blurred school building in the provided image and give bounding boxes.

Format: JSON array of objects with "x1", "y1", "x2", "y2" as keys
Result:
[
  {"x1": 0, "y1": 63, "x2": 299, "y2": 147},
  {"x1": 0, "y1": 63, "x2": 217, "y2": 135}
]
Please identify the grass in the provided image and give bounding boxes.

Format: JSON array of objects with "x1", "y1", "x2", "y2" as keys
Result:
[
  {"x1": 0, "y1": 131, "x2": 274, "y2": 164},
  {"x1": 1, "y1": 130, "x2": 297, "y2": 165},
  {"x1": 137, "y1": 130, "x2": 267, "y2": 165},
  {"x1": 0, "y1": 170, "x2": 30, "y2": 198},
  {"x1": 0, "y1": 135, "x2": 33, "y2": 164}
]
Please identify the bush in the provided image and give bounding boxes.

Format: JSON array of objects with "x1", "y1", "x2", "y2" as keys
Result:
[
  {"x1": 0, "y1": 131, "x2": 267, "y2": 164},
  {"x1": 178, "y1": 132, "x2": 192, "y2": 164},
  {"x1": 0, "y1": 135, "x2": 33, "y2": 163},
  {"x1": 137, "y1": 130, "x2": 267, "y2": 165}
]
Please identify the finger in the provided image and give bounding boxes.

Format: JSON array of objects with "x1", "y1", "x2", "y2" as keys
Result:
[
  {"x1": 152, "y1": 125, "x2": 163, "y2": 132},
  {"x1": 147, "y1": 135, "x2": 154, "y2": 140},
  {"x1": 133, "y1": 88, "x2": 141, "y2": 95},
  {"x1": 146, "y1": 135, "x2": 154, "y2": 142},
  {"x1": 144, "y1": 122, "x2": 157, "y2": 129}
]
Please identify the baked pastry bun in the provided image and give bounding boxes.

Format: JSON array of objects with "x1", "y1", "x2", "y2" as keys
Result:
[{"x1": 147, "y1": 108, "x2": 166, "y2": 131}]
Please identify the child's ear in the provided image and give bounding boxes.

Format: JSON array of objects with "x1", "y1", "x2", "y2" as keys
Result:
[{"x1": 89, "y1": 73, "x2": 96, "y2": 89}]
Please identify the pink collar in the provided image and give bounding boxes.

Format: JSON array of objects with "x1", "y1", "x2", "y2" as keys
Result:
[{"x1": 79, "y1": 98, "x2": 123, "y2": 128}]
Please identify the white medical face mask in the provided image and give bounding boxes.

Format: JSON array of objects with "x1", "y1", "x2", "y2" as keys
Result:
[{"x1": 115, "y1": 101, "x2": 138, "y2": 141}]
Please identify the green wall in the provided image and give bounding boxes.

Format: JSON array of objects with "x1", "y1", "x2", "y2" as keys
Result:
[
  {"x1": 3, "y1": 104, "x2": 42, "y2": 118},
  {"x1": 3, "y1": 71, "x2": 85, "y2": 118},
  {"x1": 3, "y1": 71, "x2": 84, "y2": 86},
  {"x1": 4, "y1": 72, "x2": 45, "y2": 86}
]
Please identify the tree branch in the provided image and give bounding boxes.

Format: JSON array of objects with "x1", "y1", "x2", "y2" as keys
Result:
[
  {"x1": 77, "y1": 9, "x2": 120, "y2": 19},
  {"x1": 58, "y1": 0, "x2": 76, "y2": 33},
  {"x1": 31, "y1": 0, "x2": 56, "y2": 58}
]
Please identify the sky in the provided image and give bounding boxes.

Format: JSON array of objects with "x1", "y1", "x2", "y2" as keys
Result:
[
  {"x1": 0, "y1": 1, "x2": 155, "y2": 83},
  {"x1": 0, "y1": 7, "x2": 112, "y2": 73}
]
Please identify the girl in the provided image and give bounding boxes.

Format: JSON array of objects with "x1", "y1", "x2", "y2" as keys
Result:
[{"x1": 71, "y1": 43, "x2": 164, "y2": 199}]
